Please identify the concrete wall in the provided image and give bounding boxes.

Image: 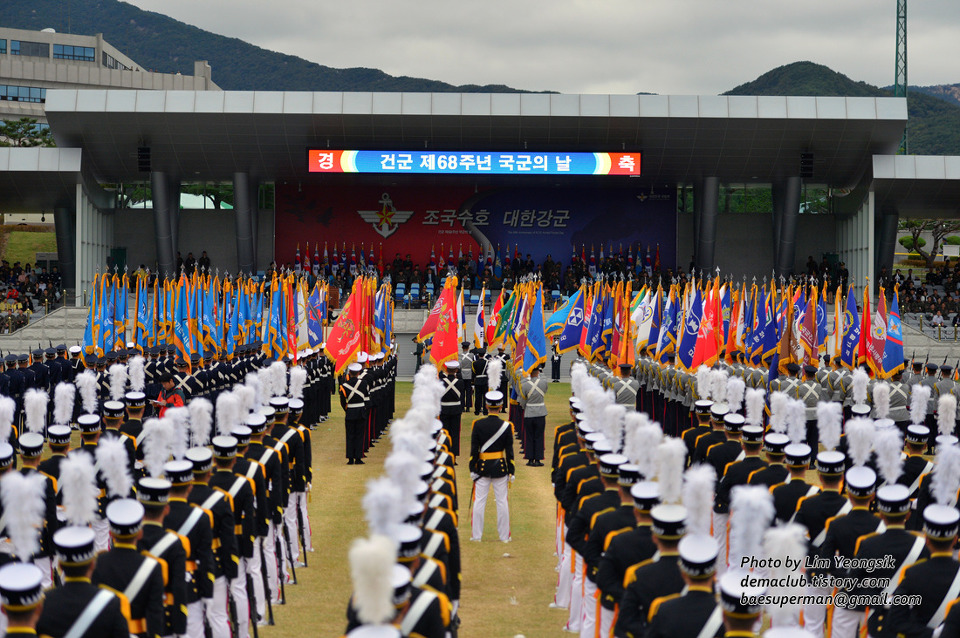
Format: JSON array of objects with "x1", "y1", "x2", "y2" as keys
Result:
[
  {"x1": 113, "y1": 208, "x2": 275, "y2": 275},
  {"x1": 677, "y1": 212, "x2": 837, "y2": 279}
]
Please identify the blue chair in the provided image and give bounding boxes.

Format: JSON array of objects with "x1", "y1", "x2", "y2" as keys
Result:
[
  {"x1": 470, "y1": 294, "x2": 480, "y2": 305},
  {"x1": 484, "y1": 289, "x2": 492, "y2": 302},
  {"x1": 551, "y1": 289, "x2": 561, "y2": 301}
]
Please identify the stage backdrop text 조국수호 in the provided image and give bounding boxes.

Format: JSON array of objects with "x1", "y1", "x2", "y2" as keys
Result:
[{"x1": 274, "y1": 183, "x2": 677, "y2": 269}]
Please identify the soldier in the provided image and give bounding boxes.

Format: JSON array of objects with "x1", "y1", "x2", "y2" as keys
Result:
[
  {"x1": 796, "y1": 363, "x2": 823, "y2": 450},
  {"x1": 682, "y1": 400, "x2": 714, "y2": 459},
  {"x1": 29, "y1": 349, "x2": 48, "y2": 393},
  {"x1": 439, "y1": 361, "x2": 465, "y2": 457},
  {"x1": 340, "y1": 363, "x2": 368, "y2": 465},
  {"x1": 271, "y1": 397, "x2": 307, "y2": 573},
  {"x1": 518, "y1": 364, "x2": 548, "y2": 466},
  {"x1": 551, "y1": 339, "x2": 562, "y2": 383},
  {"x1": 36, "y1": 526, "x2": 129, "y2": 638},
  {"x1": 645, "y1": 534, "x2": 723, "y2": 638},
  {"x1": 37, "y1": 425, "x2": 72, "y2": 505},
  {"x1": 68, "y1": 345, "x2": 84, "y2": 378},
  {"x1": 771, "y1": 361, "x2": 801, "y2": 396},
  {"x1": 286, "y1": 399, "x2": 314, "y2": 562},
  {"x1": 91, "y1": 499, "x2": 165, "y2": 638},
  {"x1": 185, "y1": 446, "x2": 237, "y2": 638},
  {"x1": 615, "y1": 504, "x2": 686, "y2": 638},
  {"x1": 937, "y1": 364, "x2": 957, "y2": 408},
  {"x1": 747, "y1": 432, "x2": 789, "y2": 488},
  {"x1": 120, "y1": 391, "x2": 147, "y2": 451},
  {"x1": 472, "y1": 352, "x2": 489, "y2": 416},
  {"x1": 717, "y1": 569, "x2": 766, "y2": 638},
  {"x1": 153, "y1": 373, "x2": 185, "y2": 418},
  {"x1": 827, "y1": 356, "x2": 849, "y2": 403},
  {"x1": 886, "y1": 505, "x2": 960, "y2": 635},
  {"x1": 887, "y1": 368, "x2": 912, "y2": 432},
  {"x1": 612, "y1": 363, "x2": 639, "y2": 408},
  {"x1": 692, "y1": 404, "x2": 729, "y2": 466},
  {"x1": 0, "y1": 562, "x2": 45, "y2": 637},
  {"x1": 459, "y1": 342, "x2": 474, "y2": 413},
  {"x1": 840, "y1": 484, "x2": 929, "y2": 638},
  {"x1": 136, "y1": 478, "x2": 188, "y2": 638},
  {"x1": 712, "y1": 424, "x2": 766, "y2": 574},
  {"x1": 16, "y1": 432, "x2": 59, "y2": 588},
  {"x1": 162, "y1": 460, "x2": 216, "y2": 638},
  {"x1": 231, "y1": 426, "x2": 269, "y2": 628},
  {"x1": 101, "y1": 401, "x2": 136, "y2": 478},
  {"x1": 922, "y1": 362, "x2": 939, "y2": 431},
  {"x1": 468, "y1": 391, "x2": 514, "y2": 543},
  {"x1": 771, "y1": 443, "x2": 818, "y2": 524},
  {"x1": 704, "y1": 413, "x2": 745, "y2": 481},
  {"x1": 793, "y1": 450, "x2": 849, "y2": 637}
]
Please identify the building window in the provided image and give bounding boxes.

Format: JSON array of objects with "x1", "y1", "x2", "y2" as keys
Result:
[
  {"x1": 0, "y1": 85, "x2": 47, "y2": 103},
  {"x1": 101, "y1": 51, "x2": 130, "y2": 71},
  {"x1": 10, "y1": 40, "x2": 50, "y2": 58},
  {"x1": 53, "y1": 44, "x2": 95, "y2": 62},
  {"x1": 0, "y1": 41, "x2": 6, "y2": 55}
]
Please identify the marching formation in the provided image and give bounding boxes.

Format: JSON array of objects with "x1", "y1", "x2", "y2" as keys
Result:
[
  {"x1": 0, "y1": 343, "x2": 324, "y2": 638},
  {"x1": 551, "y1": 353, "x2": 960, "y2": 638}
]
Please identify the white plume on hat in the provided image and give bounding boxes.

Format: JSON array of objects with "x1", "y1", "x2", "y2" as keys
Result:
[
  {"x1": 75, "y1": 370, "x2": 98, "y2": 414},
  {"x1": 256, "y1": 368, "x2": 272, "y2": 405},
  {"x1": 873, "y1": 427, "x2": 903, "y2": 486},
  {"x1": 710, "y1": 369, "x2": 729, "y2": 405},
  {"x1": 601, "y1": 404, "x2": 627, "y2": 454},
  {"x1": 60, "y1": 450, "x2": 99, "y2": 526},
  {"x1": 0, "y1": 471, "x2": 47, "y2": 560},
  {"x1": 845, "y1": 418, "x2": 875, "y2": 468},
  {"x1": 911, "y1": 383, "x2": 931, "y2": 426},
  {"x1": 763, "y1": 524, "x2": 808, "y2": 625},
  {"x1": 141, "y1": 417, "x2": 174, "y2": 478},
  {"x1": 289, "y1": 365, "x2": 307, "y2": 400},
  {"x1": 164, "y1": 407, "x2": 190, "y2": 461},
  {"x1": 384, "y1": 450, "x2": 423, "y2": 511},
  {"x1": 188, "y1": 398, "x2": 214, "y2": 449},
  {"x1": 108, "y1": 363, "x2": 128, "y2": 401},
  {"x1": 769, "y1": 392, "x2": 789, "y2": 434},
  {"x1": 932, "y1": 444, "x2": 960, "y2": 506},
  {"x1": 246, "y1": 372, "x2": 264, "y2": 407},
  {"x1": 852, "y1": 368, "x2": 869, "y2": 405},
  {"x1": 268, "y1": 361, "x2": 288, "y2": 398},
  {"x1": 683, "y1": 464, "x2": 716, "y2": 536},
  {"x1": 745, "y1": 388, "x2": 766, "y2": 428},
  {"x1": 233, "y1": 384, "x2": 256, "y2": 417},
  {"x1": 656, "y1": 437, "x2": 688, "y2": 505},
  {"x1": 349, "y1": 534, "x2": 397, "y2": 625},
  {"x1": 0, "y1": 396, "x2": 13, "y2": 443},
  {"x1": 623, "y1": 413, "x2": 662, "y2": 479},
  {"x1": 216, "y1": 392, "x2": 241, "y2": 438},
  {"x1": 873, "y1": 382, "x2": 891, "y2": 420},
  {"x1": 128, "y1": 355, "x2": 146, "y2": 393},
  {"x1": 816, "y1": 402, "x2": 843, "y2": 451},
  {"x1": 728, "y1": 485, "x2": 775, "y2": 568},
  {"x1": 696, "y1": 366, "x2": 712, "y2": 400},
  {"x1": 96, "y1": 436, "x2": 133, "y2": 498},
  {"x1": 23, "y1": 388, "x2": 48, "y2": 435},
  {"x1": 486, "y1": 358, "x2": 504, "y2": 392},
  {"x1": 362, "y1": 476, "x2": 404, "y2": 537},
  {"x1": 570, "y1": 362, "x2": 588, "y2": 397},
  {"x1": 786, "y1": 399, "x2": 807, "y2": 446},
  {"x1": 53, "y1": 382, "x2": 75, "y2": 426},
  {"x1": 938, "y1": 394, "x2": 957, "y2": 437},
  {"x1": 726, "y1": 376, "x2": 746, "y2": 413}
]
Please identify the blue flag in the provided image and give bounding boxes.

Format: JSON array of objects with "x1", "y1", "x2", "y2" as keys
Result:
[
  {"x1": 173, "y1": 279, "x2": 192, "y2": 360},
  {"x1": 816, "y1": 291, "x2": 827, "y2": 347},
  {"x1": 840, "y1": 286, "x2": 860, "y2": 369},
  {"x1": 677, "y1": 286, "x2": 702, "y2": 371},
  {"x1": 656, "y1": 291, "x2": 678, "y2": 362},
  {"x1": 136, "y1": 277, "x2": 149, "y2": 350},
  {"x1": 882, "y1": 289, "x2": 905, "y2": 378},
  {"x1": 546, "y1": 288, "x2": 580, "y2": 337},
  {"x1": 584, "y1": 291, "x2": 605, "y2": 359},
  {"x1": 307, "y1": 283, "x2": 324, "y2": 348},
  {"x1": 524, "y1": 286, "x2": 548, "y2": 373},
  {"x1": 557, "y1": 288, "x2": 585, "y2": 354}
]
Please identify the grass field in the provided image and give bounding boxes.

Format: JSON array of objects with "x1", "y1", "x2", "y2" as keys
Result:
[
  {"x1": 262, "y1": 380, "x2": 573, "y2": 638},
  {"x1": 0, "y1": 228, "x2": 57, "y2": 267}
]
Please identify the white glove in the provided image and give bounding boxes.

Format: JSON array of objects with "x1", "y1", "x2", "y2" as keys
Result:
[
  {"x1": 470, "y1": 473, "x2": 479, "y2": 481},
  {"x1": 305, "y1": 482, "x2": 312, "y2": 493},
  {"x1": 509, "y1": 475, "x2": 515, "y2": 483}
]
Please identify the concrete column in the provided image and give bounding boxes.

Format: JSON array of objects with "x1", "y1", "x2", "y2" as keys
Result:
[
  {"x1": 167, "y1": 175, "x2": 181, "y2": 261},
  {"x1": 53, "y1": 205, "x2": 76, "y2": 298},
  {"x1": 773, "y1": 176, "x2": 802, "y2": 276},
  {"x1": 693, "y1": 177, "x2": 719, "y2": 273},
  {"x1": 233, "y1": 172, "x2": 256, "y2": 276},
  {"x1": 876, "y1": 206, "x2": 899, "y2": 281},
  {"x1": 150, "y1": 171, "x2": 176, "y2": 277}
]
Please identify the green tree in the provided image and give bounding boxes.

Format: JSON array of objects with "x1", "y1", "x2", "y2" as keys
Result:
[
  {"x1": 898, "y1": 236, "x2": 926, "y2": 251},
  {"x1": 898, "y1": 219, "x2": 960, "y2": 267},
  {"x1": 0, "y1": 118, "x2": 55, "y2": 147}
]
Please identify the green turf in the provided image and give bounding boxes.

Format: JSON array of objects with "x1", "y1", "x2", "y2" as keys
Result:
[{"x1": 0, "y1": 229, "x2": 56, "y2": 267}]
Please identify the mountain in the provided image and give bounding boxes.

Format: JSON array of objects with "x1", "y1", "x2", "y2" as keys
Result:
[
  {"x1": 725, "y1": 62, "x2": 960, "y2": 156},
  {"x1": 882, "y1": 83, "x2": 960, "y2": 108},
  {"x1": 0, "y1": 0, "x2": 532, "y2": 93}
]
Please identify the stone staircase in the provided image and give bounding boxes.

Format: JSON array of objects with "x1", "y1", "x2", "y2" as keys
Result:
[{"x1": 0, "y1": 306, "x2": 89, "y2": 353}]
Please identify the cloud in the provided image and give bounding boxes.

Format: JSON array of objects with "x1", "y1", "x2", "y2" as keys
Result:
[{"x1": 126, "y1": 0, "x2": 960, "y2": 93}]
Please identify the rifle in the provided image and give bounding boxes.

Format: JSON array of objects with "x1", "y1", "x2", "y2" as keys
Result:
[
  {"x1": 227, "y1": 582, "x2": 239, "y2": 638},
  {"x1": 259, "y1": 538, "x2": 274, "y2": 625},
  {"x1": 296, "y1": 495, "x2": 308, "y2": 568},
  {"x1": 274, "y1": 524, "x2": 287, "y2": 604},
  {"x1": 282, "y1": 518, "x2": 298, "y2": 585},
  {"x1": 246, "y1": 570, "x2": 259, "y2": 638}
]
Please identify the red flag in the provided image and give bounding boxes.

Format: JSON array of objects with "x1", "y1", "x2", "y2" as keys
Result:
[
  {"x1": 417, "y1": 292, "x2": 446, "y2": 343},
  {"x1": 799, "y1": 287, "x2": 817, "y2": 366},
  {"x1": 867, "y1": 287, "x2": 887, "y2": 377},
  {"x1": 325, "y1": 278, "x2": 364, "y2": 375},
  {"x1": 485, "y1": 291, "x2": 503, "y2": 345},
  {"x1": 858, "y1": 286, "x2": 870, "y2": 368},
  {"x1": 428, "y1": 278, "x2": 461, "y2": 367},
  {"x1": 692, "y1": 280, "x2": 719, "y2": 368}
]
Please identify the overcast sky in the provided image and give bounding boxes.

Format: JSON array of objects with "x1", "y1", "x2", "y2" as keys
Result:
[{"x1": 126, "y1": 0, "x2": 960, "y2": 94}]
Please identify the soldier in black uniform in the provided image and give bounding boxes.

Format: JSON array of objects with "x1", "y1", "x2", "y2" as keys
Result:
[
  {"x1": 471, "y1": 351, "x2": 489, "y2": 416},
  {"x1": 121, "y1": 391, "x2": 147, "y2": 450},
  {"x1": 439, "y1": 361, "x2": 465, "y2": 457},
  {"x1": 29, "y1": 349, "x2": 48, "y2": 393},
  {"x1": 645, "y1": 534, "x2": 723, "y2": 638},
  {"x1": 704, "y1": 413, "x2": 745, "y2": 480},
  {"x1": 17, "y1": 432, "x2": 59, "y2": 589},
  {"x1": 0, "y1": 562, "x2": 45, "y2": 638},
  {"x1": 692, "y1": 403, "x2": 728, "y2": 465},
  {"x1": 36, "y1": 526, "x2": 129, "y2": 638},
  {"x1": 91, "y1": 498, "x2": 165, "y2": 638},
  {"x1": 899, "y1": 424, "x2": 935, "y2": 499},
  {"x1": 101, "y1": 401, "x2": 136, "y2": 478},
  {"x1": 682, "y1": 400, "x2": 714, "y2": 460},
  {"x1": 615, "y1": 504, "x2": 686, "y2": 638},
  {"x1": 770, "y1": 443, "x2": 818, "y2": 524},
  {"x1": 886, "y1": 505, "x2": 960, "y2": 636},
  {"x1": 162, "y1": 459, "x2": 215, "y2": 638},
  {"x1": 209, "y1": 435, "x2": 255, "y2": 638},
  {"x1": 468, "y1": 391, "x2": 515, "y2": 543},
  {"x1": 717, "y1": 568, "x2": 766, "y2": 638},
  {"x1": 3, "y1": 355, "x2": 25, "y2": 426},
  {"x1": 551, "y1": 339, "x2": 562, "y2": 382},
  {"x1": 712, "y1": 424, "x2": 766, "y2": 575},
  {"x1": 38, "y1": 425, "x2": 72, "y2": 508},
  {"x1": 340, "y1": 363, "x2": 368, "y2": 465},
  {"x1": 185, "y1": 446, "x2": 237, "y2": 638},
  {"x1": 136, "y1": 478, "x2": 187, "y2": 638},
  {"x1": 747, "y1": 432, "x2": 790, "y2": 488}
]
